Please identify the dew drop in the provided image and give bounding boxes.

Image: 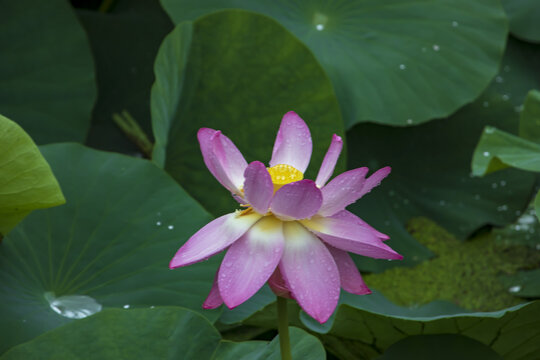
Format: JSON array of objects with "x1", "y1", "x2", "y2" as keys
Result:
[
  {"x1": 406, "y1": 118, "x2": 413, "y2": 124},
  {"x1": 399, "y1": 64, "x2": 406, "y2": 70},
  {"x1": 156, "y1": 221, "x2": 162, "y2": 226},
  {"x1": 452, "y1": 21, "x2": 459, "y2": 27},
  {"x1": 508, "y1": 285, "x2": 521, "y2": 293},
  {"x1": 46, "y1": 292, "x2": 102, "y2": 319},
  {"x1": 432, "y1": 44, "x2": 440, "y2": 51},
  {"x1": 316, "y1": 24, "x2": 324, "y2": 31},
  {"x1": 492, "y1": 183, "x2": 498, "y2": 189},
  {"x1": 483, "y1": 101, "x2": 489, "y2": 107},
  {"x1": 485, "y1": 127, "x2": 495, "y2": 134},
  {"x1": 500, "y1": 180, "x2": 506, "y2": 187},
  {"x1": 168, "y1": 225, "x2": 174, "y2": 230},
  {"x1": 123, "y1": 304, "x2": 130, "y2": 309},
  {"x1": 495, "y1": 76, "x2": 504, "y2": 83},
  {"x1": 483, "y1": 151, "x2": 490, "y2": 157},
  {"x1": 502, "y1": 94, "x2": 510, "y2": 101}
]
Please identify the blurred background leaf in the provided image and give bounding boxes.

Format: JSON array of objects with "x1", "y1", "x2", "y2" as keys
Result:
[
  {"x1": 151, "y1": 10, "x2": 345, "y2": 215},
  {"x1": 0, "y1": 0, "x2": 96, "y2": 143},
  {"x1": 161, "y1": 0, "x2": 507, "y2": 127},
  {"x1": 501, "y1": 0, "x2": 540, "y2": 43},
  {"x1": 348, "y1": 37, "x2": 540, "y2": 272}
]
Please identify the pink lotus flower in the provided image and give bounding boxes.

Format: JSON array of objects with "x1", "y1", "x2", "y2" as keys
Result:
[{"x1": 170, "y1": 111, "x2": 402, "y2": 323}]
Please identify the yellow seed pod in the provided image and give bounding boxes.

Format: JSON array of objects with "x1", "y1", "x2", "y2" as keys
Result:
[{"x1": 267, "y1": 164, "x2": 303, "y2": 189}]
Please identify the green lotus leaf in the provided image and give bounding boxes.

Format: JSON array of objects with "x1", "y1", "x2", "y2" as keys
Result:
[
  {"x1": 380, "y1": 334, "x2": 503, "y2": 360},
  {"x1": 0, "y1": 306, "x2": 324, "y2": 360},
  {"x1": 0, "y1": 0, "x2": 96, "y2": 144},
  {"x1": 471, "y1": 127, "x2": 540, "y2": 176},
  {"x1": 213, "y1": 327, "x2": 325, "y2": 360},
  {"x1": 217, "y1": 289, "x2": 540, "y2": 359},
  {"x1": 0, "y1": 307, "x2": 221, "y2": 360},
  {"x1": 472, "y1": 89, "x2": 540, "y2": 176},
  {"x1": 519, "y1": 90, "x2": 540, "y2": 142},
  {"x1": 0, "y1": 115, "x2": 64, "y2": 237},
  {"x1": 0, "y1": 144, "x2": 220, "y2": 354},
  {"x1": 160, "y1": 0, "x2": 507, "y2": 127},
  {"x1": 502, "y1": 0, "x2": 540, "y2": 43},
  {"x1": 348, "y1": 38, "x2": 539, "y2": 273},
  {"x1": 151, "y1": 10, "x2": 344, "y2": 215}
]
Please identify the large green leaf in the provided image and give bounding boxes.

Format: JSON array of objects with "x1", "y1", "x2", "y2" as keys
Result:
[
  {"x1": 223, "y1": 291, "x2": 540, "y2": 359},
  {"x1": 0, "y1": 307, "x2": 221, "y2": 360},
  {"x1": 1, "y1": 307, "x2": 324, "y2": 360},
  {"x1": 214, "y1": 327, "x2": 325, "y2": 360},
  {"x1": 0, "y1": 0, "x2": 96, "y2": 144},
  {"x1": 79, "y1": 0, "x2": 173, "y2": 154},
  {"x1": 160, "y1": 0, "x2": 507, "y2": 127},
  {"x1": 347, "y1": 38, "x2": 539, "y2": 273},
  {"x1": 502, "y1": 0, "x2": 540, "y2": 43},
  {"x1": 0, "y1": 144, "x2": 220, "y2": 353},
  {"x1": 151, "y1": 10, "x2": 345, "y2": 215},
  {"x1": 380, "y1": 334, "x2": 503, "y2": 360},
  {"x1": 0, "y1": 115, "x2": 64, "y2": 237},
  {"x1": 317, "y1": 293, "x2": 540, "y2": 360}
]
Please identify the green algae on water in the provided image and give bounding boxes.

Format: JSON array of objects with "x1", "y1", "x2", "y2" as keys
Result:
[{"x1": 364, "y1": 217, "x2": 540, "y2": 312}]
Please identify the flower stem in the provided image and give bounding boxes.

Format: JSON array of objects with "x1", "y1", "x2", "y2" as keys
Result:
[
  {"x1": 277, "y1": 296, "x2": 292, "y2": 360},
  {"x1": 112, "y1": 110, "x2": 154, "y2": 158}
]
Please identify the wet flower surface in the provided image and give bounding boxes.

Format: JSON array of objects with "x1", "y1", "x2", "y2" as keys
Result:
[{"x1": 170, "y1": 111, "x2": 402, "y2": 323}]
